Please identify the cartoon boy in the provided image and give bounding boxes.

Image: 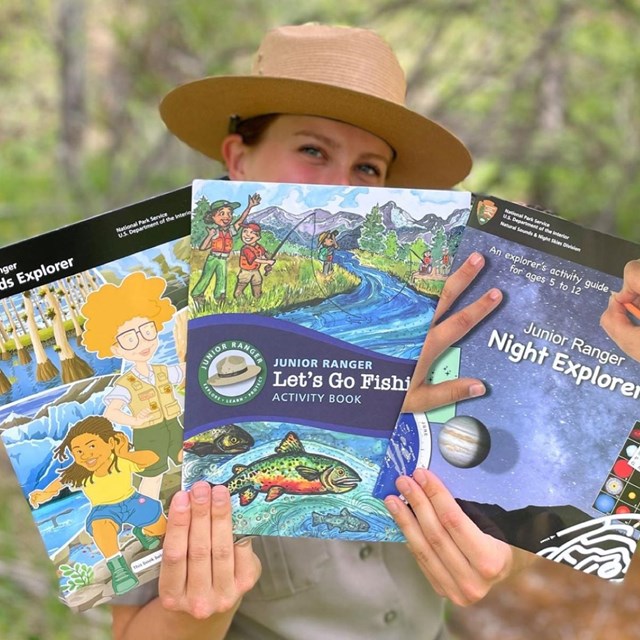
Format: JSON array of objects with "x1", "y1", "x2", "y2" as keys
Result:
[
  {"x1": 318, "y1": 229, "x2": 339, "y2": 276},
  {"x1": 234, "y1": 222, "x2": 275, "y2": 299},
  {"x1": 28, "y1": 415, "x2": 166, "y2": 595},
  {"x1": 81, "y1": 272, "x2": 185, "y2": 501},
  {"x1": 191, "y1": 193, "x2": 262, "y2": 305}
]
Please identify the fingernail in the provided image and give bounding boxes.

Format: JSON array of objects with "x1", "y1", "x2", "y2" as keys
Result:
[
  {"x1": 211, "y1": 484, "x2": 229, "y2": 506},
  {"x1": 396, "y1": 476, "x2": 411, "y2": 495},
  {"x1": 384, "y1": 497, "x2": 399, "y2": 514},
  {"x1": 235, "y1": 535, "x2": 255, "y2": 547},
  {"x1": 489, "y1": 288, "x2": 502, "y2": 300},
  {"x1": 469, "y1": 382, "x2": 486, "y2": 397},
  {"x1": 469, "y1": 252, "x2": 483, "y2": 266},
  {"x1": 192, "y1": 482, "x2": 210, "y2": 503},
  {"x1": 173, "y1": 490, "x2": 190, "y2": 510},
  {"x1": 413, "y1": 467, "x2": 428, "y2": 485}
]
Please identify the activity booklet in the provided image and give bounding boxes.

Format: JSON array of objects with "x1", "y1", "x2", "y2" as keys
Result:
[
  {"x1": 375, "y1": 196, "x2": 640, "y2": 581},
  {"x1": 0, "y1": 187, "x2": 191, "y2": 610},
  {"x1": 182, "y1": 179, "x2": 471, "y2": 542}
]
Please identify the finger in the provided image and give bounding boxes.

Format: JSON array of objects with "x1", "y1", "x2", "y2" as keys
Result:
[
  {"x1": 425, "y1": 288, "x2": 502, "y2": 365},
  {"x1": 384, "y1": 485, "x2": 450, "y2": 598},
  {"x1": 394, "y1": 473, "x2": 478, "y2": 603},
  {"x1": 159, "y1": 490, "x2": 191, "y2": 604},
  {"x1": 383, "y1": 493, "x2": 446, "y2": 597},
  {"x1": 209, "y1": 485, "x2": 237, "y2": 596},
  {"x1": 234, "y1": 536, "x2": 261, "y2": 592},
  {"x1": 407, "y1": 288, "x2": 502, "y2": 411},
  {"x1": 412, "y1": 469, "x2": 506, "y2": 576},
  {"x1": 402, "y1": 377, "x2": 485, "y2": 413},
  {"x1": 601, "y1": 294, "x2": 639, "y2": 350},
  {"x1": 620, "y1": 260, "x2": 640, "y2": 301},
  {"x1": 186, "y1": 481, "x2": 214, "y2": 592},
  {"x1": 433, "y1": 252, "x2": 485, "y2": 322}
]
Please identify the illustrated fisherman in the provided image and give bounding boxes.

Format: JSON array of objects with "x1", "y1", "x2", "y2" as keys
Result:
[
  {"x1": 234, "y1": 222, "x2": 275, "y2": 299},
  {"x1": 318, "y1": 229, "x2": 339, "y2": 276},
  {"x1": 419, "y1": 248, "x2": 433, "y2": 275},
  {"x1": 191, "y1": 193, "x2": 262, "y2": 305}
]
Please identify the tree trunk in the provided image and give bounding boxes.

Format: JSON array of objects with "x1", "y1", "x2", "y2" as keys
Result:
[
  {"x1": 23, "y1": 294, "x2": 59, "y2": 382},
  {"x1": 2, "y1": 300, "x2": 30, "y2": 364},
  {"x1": 56, "y1": 0, "x2": 87, "y2": 183},
  {"x1": 0, "y1": 369, "x2": 11, "y2": 394},
  {"x1": 43, "y1": 287, "x2": 93, "y2": 383}
]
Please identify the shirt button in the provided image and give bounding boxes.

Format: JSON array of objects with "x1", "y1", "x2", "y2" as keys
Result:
[
  {"x1": 359, "y1": 544, "x2": 372, "y2": 560},
  {"x1": 384, "y1": 610, "x2": 397, "y2": 624}
]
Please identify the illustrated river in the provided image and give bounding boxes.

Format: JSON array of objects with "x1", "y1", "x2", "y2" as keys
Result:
[
  {"x1": 278, "y1": 251, "x2": 437, "y2": 359},
  {"x1": 183, "y1": 252, "x2": 438, "y2": 540}
]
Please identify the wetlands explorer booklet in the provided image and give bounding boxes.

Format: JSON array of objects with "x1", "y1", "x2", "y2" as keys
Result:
[
  {"x1": 182, "y1": 179, "x2": 471, "y2": 542},
  {"x1": 0, "y1": 187, "x2": 191, "y2": 610},
  {"x1": 375, "y1": 196, "x2": 640, "y2": 581}
]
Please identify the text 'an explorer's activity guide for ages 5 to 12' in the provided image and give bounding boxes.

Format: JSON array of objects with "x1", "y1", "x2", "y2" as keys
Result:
[{"x1": 375, "y1": 196, "x2": 640, "y2": 582}]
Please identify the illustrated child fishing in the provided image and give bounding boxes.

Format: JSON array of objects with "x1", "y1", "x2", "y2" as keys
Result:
[{"x1": 318, "y1": 229, "x2": 339, "y2": 276}]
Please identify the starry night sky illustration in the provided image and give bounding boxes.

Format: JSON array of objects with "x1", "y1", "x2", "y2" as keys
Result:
[{"x1": 430, "y1": 223, "x2": 640, "y2": 515}]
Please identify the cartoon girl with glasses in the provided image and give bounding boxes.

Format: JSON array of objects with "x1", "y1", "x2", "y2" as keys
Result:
[{"x1": 81, "y1": 272, "x2": 186, "y2": 500}]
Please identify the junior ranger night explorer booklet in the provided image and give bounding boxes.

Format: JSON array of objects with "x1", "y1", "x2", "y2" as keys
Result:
[
  {"x1": 183, "y1": 179, "x2": 471, "y2": 542},
  {"x1": 375, "y1": 196, "x2": 640, "y2": 581}
]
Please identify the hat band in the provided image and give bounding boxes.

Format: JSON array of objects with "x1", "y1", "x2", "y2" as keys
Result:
[{"x1": 218, "y1": 366, "x2": 248, "y2": 379}]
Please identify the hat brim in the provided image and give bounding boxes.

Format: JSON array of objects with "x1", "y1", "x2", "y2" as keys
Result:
[
  {"x1": 160, "y1": 76, "x2": 471, "y2": 189},
  {"x1": 208, "y1": 364, "x2": 262, "y2": 387}
]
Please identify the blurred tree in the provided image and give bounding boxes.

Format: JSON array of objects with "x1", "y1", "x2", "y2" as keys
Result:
[
  {"x1": 0, "y1": 0, "x2": 638, "y2": 245},
  {"x1": 56, "y1": 0, "x2": 87, "y2": 184}
]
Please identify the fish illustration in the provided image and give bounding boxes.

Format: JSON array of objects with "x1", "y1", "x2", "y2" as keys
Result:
[
  {"x1": 184, "y1": 424, "x2": 254, "y2": 456},
  {"x1": 224, "y1": 431, "x2": 361, "y2": 506},
  {"x1": 311, "y1": 507, "x2": 370, "y2": 533}
]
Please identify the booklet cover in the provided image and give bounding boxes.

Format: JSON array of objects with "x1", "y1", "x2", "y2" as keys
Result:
[
  {"x1": 0, "y1": 187, "x2": 191, "y2": 610},
  {"x1": 375, "y1": 196, "x2": 640, "y2": 581},
  {"x1": 183, "y1": 179, "x2": 471, "y2": 542}
]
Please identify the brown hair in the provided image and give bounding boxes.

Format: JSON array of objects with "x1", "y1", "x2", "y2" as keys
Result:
[
  {"x1": 233, "y1": 114, "x2": 280, "y2": 147},
  {"x1": 54, "y1": 416, "x2": 125, "y2": 488}
]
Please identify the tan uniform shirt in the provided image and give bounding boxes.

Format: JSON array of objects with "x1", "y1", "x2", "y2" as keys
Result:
[{"x1": 113, "y1": 538, "x2": 448, "y2": 639}]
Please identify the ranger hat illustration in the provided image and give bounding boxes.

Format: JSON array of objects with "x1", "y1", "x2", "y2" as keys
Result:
[
  {"x1": 207, "y1": 199, "x2": 241, "y2": 212},
  {"x1": 318, "y1": 230, "x2": 338, "y2": 245},
  {"x1": 208, "y1": 354, "x2": 262, "y2": 387}
]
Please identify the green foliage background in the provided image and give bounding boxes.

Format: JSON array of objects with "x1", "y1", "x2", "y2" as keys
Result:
[
  {"x1": 2, "y1": 0, "x2": 640, "y2": 248},
  {"x1": 1, "y1": 0, "x2": 639, "y2": 637}
]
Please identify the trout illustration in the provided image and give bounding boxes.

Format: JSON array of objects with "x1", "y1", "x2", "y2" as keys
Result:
[
  {"x1": 224, "y1": 431, "x2": 361, "y2": 505},
  {"x1": 311, "y1": 507, "x2": 370, "y2": 533},
  {"x1": 184, "y1": 424, "x2": 254, "y2": 456}
]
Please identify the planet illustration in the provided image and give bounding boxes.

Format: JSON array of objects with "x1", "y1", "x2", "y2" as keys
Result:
[{"x1": 438, "y1": 416, "x2": 491, "y2": 468}]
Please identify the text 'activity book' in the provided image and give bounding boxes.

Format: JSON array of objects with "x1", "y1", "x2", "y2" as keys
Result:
[
  {"x1": 183, "y1": 179, "x2": 470, "y2": 542},
  {"x1": 375, "y1": 196, "x2": 640, "y2": 581},
  {"x1": 0, "y1": 188, "x2": 191, "y2": 610}
]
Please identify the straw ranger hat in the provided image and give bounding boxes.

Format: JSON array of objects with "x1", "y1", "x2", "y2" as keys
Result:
[
  {"x1": 160, "y1": 24, "x2": 471, "y2": 189},
  {"x1": 208, "y1": 354, "x2": 262, "y2": 387}
]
